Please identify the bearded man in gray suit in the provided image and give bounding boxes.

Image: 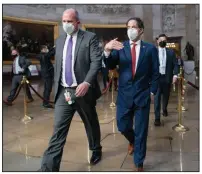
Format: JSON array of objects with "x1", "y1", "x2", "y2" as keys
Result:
[{"x1": 39, "y1": 8, "x2": 102, "y2": 172}]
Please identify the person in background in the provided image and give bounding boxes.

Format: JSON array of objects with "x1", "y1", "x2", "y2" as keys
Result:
[
  {"x1": 101, "y1": 56, "x2": 109, "y2": 91},
  {"x1": 109, "y1": 67, "x2": 118, "y2": 91},
  {"x1": 154, "y1": 34, "x2": 178, "y2": 126},
  {"x1": 3, "y1": 49, "x2": 34, "y2": 106},
  {"x1": 176, "y1": 53, "x2": 184, "y2": 73},
  {"x1": 36, "y1": 45, "x2": 55, "y2": 108},
  {"x1": 100, "y1": 40, "x2": 109, "y2": 91}
]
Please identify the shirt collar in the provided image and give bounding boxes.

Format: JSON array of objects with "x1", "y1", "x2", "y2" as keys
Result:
[
  {"x1": 14, "y1": 56, "x2": 19, "y2": 60},
  {"x1": 158, "y1": 47, "x2": 166, "y2": 51},
  {"x1": 130, "y1": 39, "x2": 141, "y2": 46}
]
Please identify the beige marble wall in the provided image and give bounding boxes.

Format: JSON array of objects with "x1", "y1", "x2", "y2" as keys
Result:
[{"x1": 3, "y1": 4, "x2": 199, "y2": 56}]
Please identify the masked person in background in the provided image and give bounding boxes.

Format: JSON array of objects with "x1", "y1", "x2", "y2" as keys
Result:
[
  {"x1": 103, "y1": 17, "x2": 160, "y2": 171},
  {"x1": 99, "y1": 40, "x2": 109, "y2": 91},
  {"x1": 36, "y1": 45, "x2": 55, "y2": 108},
  {"x1": 176, "y1": 53, "x2": 184, "y2": 73},
  {"x1": 154, "y1": 34, "x2": 178, "y2": 126},
  {"x1": 3, "y1": 49, "x2": 34, "y2": 106},
  {"x1": 38, "y1": 8, "x2": 102, "y2": 172}
]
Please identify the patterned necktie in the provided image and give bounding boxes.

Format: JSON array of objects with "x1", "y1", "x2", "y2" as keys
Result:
[
  {"x1": 131, "y1": 43, "x2": 137, "y2": 78},
  {"x1": 65, "y1": 36, "x2": 73, "y2": 86}
]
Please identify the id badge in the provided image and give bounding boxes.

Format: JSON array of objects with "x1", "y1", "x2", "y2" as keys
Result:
[{"x1": 64, "y1": 90, "x2": 74, "y2": 105}]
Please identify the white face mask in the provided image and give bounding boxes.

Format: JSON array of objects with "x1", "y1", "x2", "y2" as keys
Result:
[
  {"x1": 127, "y1": 28, "x2": 138, "y2": 41},
  {"x1": 63, "y1": 22, "x2": 75, "y2": 35}
]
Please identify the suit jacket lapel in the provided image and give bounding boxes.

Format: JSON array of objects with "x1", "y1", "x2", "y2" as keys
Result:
[
  {"x1": 74, "y1": 29, "x2": 84, "y2": 65},
  {"x1": 123, "y1": 40, "x2": 132, "y2": 60},
  {"x1": 136, "y1": 40, "x2": 146, "y2": 71},
  {"x1": 18, "y1": 56, "x2": 21, "y2": 68},
  {"x1": 57, "y1": 34, "x2": 67, "y2": 74},
  {"x1": 165, "y1": 48, "x2": 169, "y2": 68}
]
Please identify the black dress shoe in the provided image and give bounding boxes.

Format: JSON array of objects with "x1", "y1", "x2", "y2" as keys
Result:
[
  {"x1": 27, "y1": 98, "x2": 34, "y2": 103},
  {"x1": 154, "y1": 119, "x2": 161, "y2": 126},
  {"x1": 37, "y1": 166, "x2": 57, "y2": 172},
  {"x1": 37, "y1": 168, "x2": 51, "y2": 172},
  {"x1": 90, "y1": 151, "x2": 102, "y2": 165},
  {"x1": 163, "y1": 110, "x2": 168, "y2": 117},
  {"x1": 43, "y1": 103, "x2": 54, "y2": 109}
]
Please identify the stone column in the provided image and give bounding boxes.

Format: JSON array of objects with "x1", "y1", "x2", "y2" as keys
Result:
[
  {"x1": 152, "y1": 5, "x2": 163, "y2": 42},
  {"x1": 142, "y1": 5, "x2": 153, "y2": 43},
  {"x1": 185, "y1": 5, "x2": 197, "y2": 61},
  {"x1": 134, "y1": 5, "x2": 143, "y2": 18},
  {"x1": 195, "y1": 5, "x2": 199, "y2": 62}
]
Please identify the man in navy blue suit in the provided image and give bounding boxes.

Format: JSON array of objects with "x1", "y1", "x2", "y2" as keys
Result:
[
  {"x1": 154, "y1": 34, "x2": 178, "y2": 126},
  {"x1": 104, "y1": 17, "x2": 160, "y2": 171}
]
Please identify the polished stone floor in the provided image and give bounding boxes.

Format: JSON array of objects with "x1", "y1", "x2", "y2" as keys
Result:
[{"x1": 2, "y1": 78, "x2": 199, "y2": 171}]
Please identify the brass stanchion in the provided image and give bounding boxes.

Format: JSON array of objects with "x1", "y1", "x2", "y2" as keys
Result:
[
  {"x1": 109, "y1": 72, "x2": 116, "y2": 108},
  {"x1": 175, "y1": 69, "x2": 188, "y2": 111},
  {"x1": 172, "y1": 67, "x2": 189, "y2": 132},
  {"x1": 181, "y1": 77, "x2": 188, "y2": 111},
  {"x1": 21, "y1": 76, "x2": 33, "y2": 124}
]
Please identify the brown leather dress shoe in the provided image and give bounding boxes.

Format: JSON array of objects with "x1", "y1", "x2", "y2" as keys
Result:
[
  {"x1": 128, "y1": 143, "x2": 134, "y2": 155},
  {"x1": 134, "y1": 165, "x2": 144, "y2": 172}
]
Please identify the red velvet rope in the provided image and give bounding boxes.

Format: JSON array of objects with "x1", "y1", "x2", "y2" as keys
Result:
[
  {"x1": 6, "y1": 76, "x2": 115, "y2": 104},
  {"x1": 187, "y1": 81, "x2": 199, "y2": 90},
  {"x1": 28, "y1": 83, "x2": 54, "y2": 104},
  {"x1": 101, "y1": 78, "x2": 113, "y2": 95}
]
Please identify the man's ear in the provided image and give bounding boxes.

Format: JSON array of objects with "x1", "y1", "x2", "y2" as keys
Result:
[{"x1": 139, "y1": 29, "x2": 144, "y2": 36}]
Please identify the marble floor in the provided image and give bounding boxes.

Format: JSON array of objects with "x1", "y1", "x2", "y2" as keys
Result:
[{"x1": 2, "y1": 79, "x2": 199, "y2": 171}]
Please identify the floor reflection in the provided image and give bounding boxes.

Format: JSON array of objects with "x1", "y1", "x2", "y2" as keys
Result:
[{"x1": 3, "y1": 79, "x2": 199, "y2": 171}]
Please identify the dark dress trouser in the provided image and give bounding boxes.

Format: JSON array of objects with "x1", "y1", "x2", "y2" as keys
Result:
[
  {"x1": 7, "y1": 75, "x2": 33, "y2": 102},
  {"x1": 41, "y1": 68, "x2": 54, "y2": 105},
  {"x1": 154, "y1": 75, "x2": 171, "y2": 120},
  {"x1": 117, "y1": 100, "x2": 150, "y2": 167},
  {"x1": 101, "y1": 67, "x2": 109, "y2": 88},
  {"x1": 41, "y1": 85, "x2": 102, "y2": 171},
  {"x1": 43, "y1": 77, "x2": 53, "y2": 105}
]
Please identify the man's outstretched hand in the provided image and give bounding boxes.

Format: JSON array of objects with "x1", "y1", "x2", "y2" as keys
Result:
[{"x1": 104, "y1": 38, "x2": 124, "y2": 53}]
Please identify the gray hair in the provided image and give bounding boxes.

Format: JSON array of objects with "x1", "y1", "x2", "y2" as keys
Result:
[{"x1": 63, "y1": 8, "x2": 80, "y2": 21}]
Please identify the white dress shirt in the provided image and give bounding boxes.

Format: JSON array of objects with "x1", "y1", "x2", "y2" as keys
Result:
[
  {"x1": 61, "y1": 32, "x2": 78, "y2": 87},
  {"x1": 104, "y1": 40, "x2": 141, "y2": 73},
  {"x1": 102, "y1": 59, "x2": 106, "y2": 68},
  {"x1": 13, "y1": 56, "x2": 24, "y2": 74},
  {"x1": 158, "y1": 47, "x2": 167, "y2": 75}
]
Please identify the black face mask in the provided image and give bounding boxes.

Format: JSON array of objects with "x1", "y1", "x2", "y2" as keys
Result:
[
  {"x1": 159, "y1": 41, "x2": 167, "y2": 48},
  {"x1": 11, "y1": 54, "x2": 18, "y2": 58}
]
